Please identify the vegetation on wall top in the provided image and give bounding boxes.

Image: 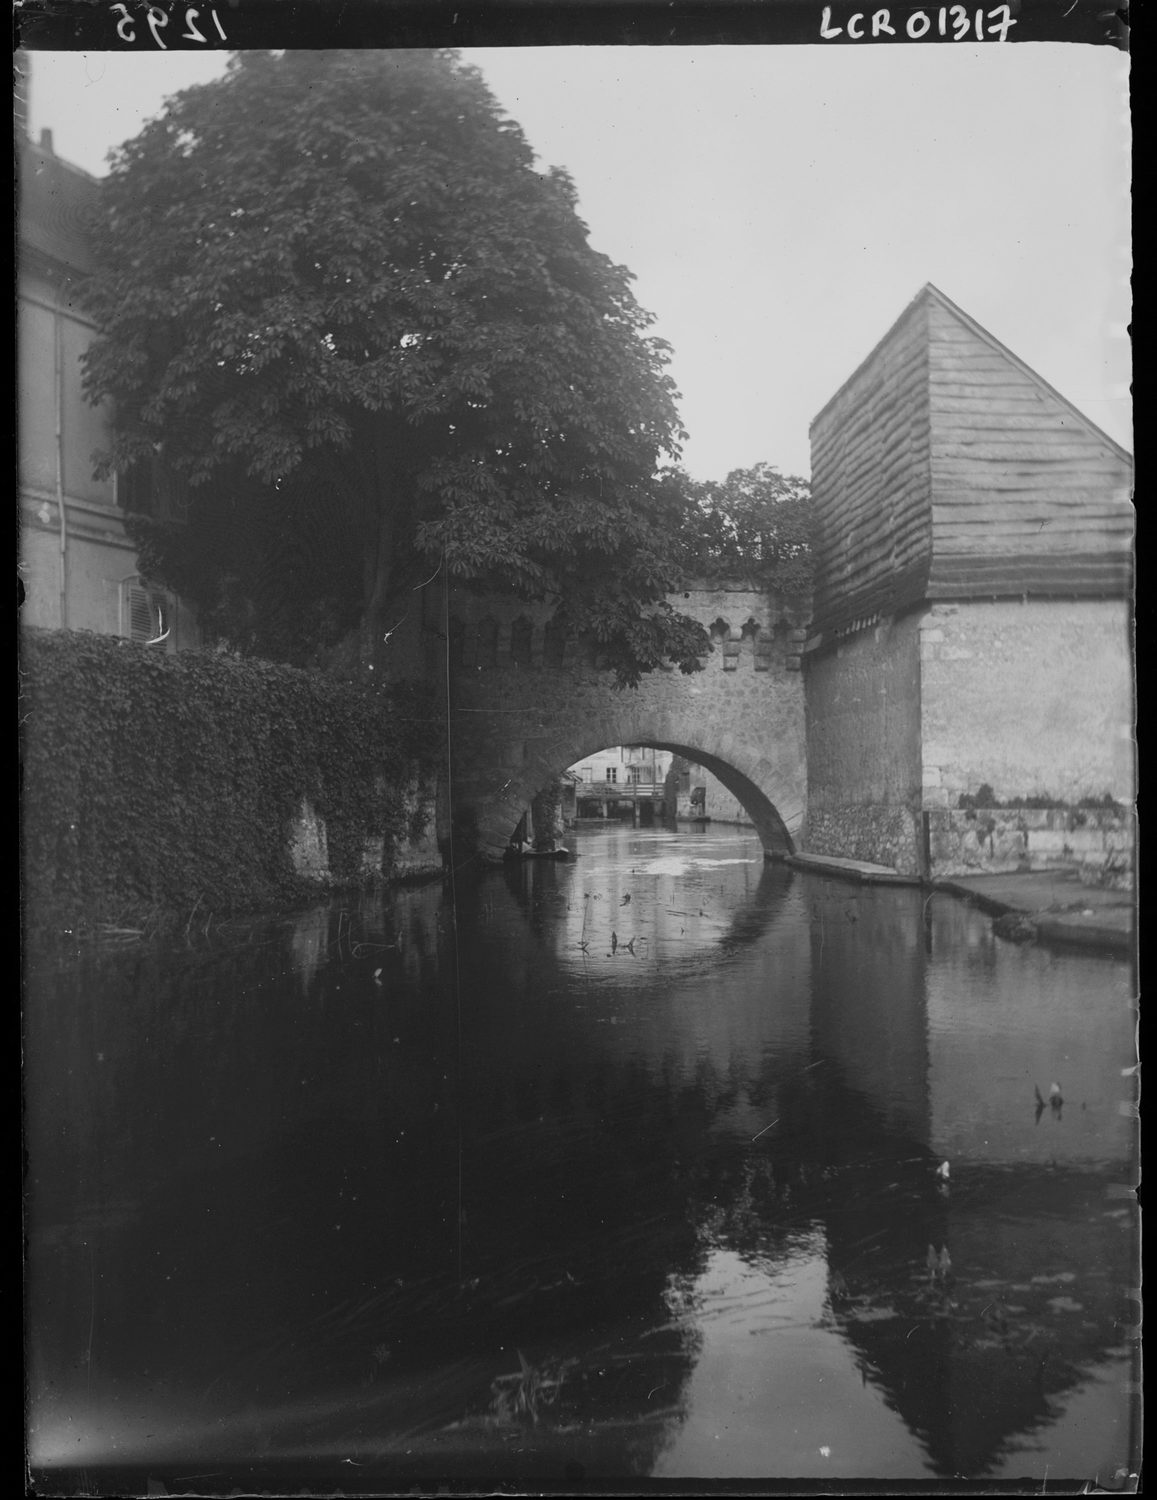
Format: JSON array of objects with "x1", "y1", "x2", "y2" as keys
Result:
[
  {"x1": 662, "y1": 463, "x2": 815, "y2": 603},
  {"x1": 957, "y1": 786, "x2": 1126, "y2": 815}
]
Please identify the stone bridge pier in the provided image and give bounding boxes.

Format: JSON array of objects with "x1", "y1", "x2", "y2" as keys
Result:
[{"x1": 437, "y1": 585, "x2": 808, "y2": 861}]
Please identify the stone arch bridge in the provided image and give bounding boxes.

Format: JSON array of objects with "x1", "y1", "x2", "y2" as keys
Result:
[
  {"x1": 408, "y1": 286, "x2": 1132, "y2": 876},
  {"x1": 433, "y1": 585, "x2": 807, "y2": 861}
]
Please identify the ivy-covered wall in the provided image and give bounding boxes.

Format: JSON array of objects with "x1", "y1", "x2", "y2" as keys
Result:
[{"x1": 20, "y1": 630, "x2": 446, "y2": 932}]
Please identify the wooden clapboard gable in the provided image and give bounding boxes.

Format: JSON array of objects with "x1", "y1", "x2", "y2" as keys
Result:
[
  {"x1": 808, "y1": 291, "x2": 934, "y2": 638},
  {"x1": 925, "y1": 290, "x2": 1134, "y2": 598},
  {"x1": 808, "y1": 285, "x2": 1133, "y2": 639}
]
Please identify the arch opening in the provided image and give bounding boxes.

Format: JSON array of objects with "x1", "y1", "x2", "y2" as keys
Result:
[{"x1": 476, "y1": 737, "x2": 797, "y2": 863}]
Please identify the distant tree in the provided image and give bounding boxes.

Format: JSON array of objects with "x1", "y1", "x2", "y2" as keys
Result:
[
  {"x1": 665, "y1": 462, "x2": 814, "y2": 601},
  {"x1": 81, "y1": 49, "x2": 708, "y2": 685}
]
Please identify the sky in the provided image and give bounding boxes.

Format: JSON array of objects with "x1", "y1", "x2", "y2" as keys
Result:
[{"x1": 22, "y1": 43, "x2": 1131, "y2": 481}]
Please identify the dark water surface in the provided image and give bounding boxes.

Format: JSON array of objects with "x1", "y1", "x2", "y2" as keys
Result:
[{"x1": 25, "y1": 826, "x2": 1139, "y2": 1490}]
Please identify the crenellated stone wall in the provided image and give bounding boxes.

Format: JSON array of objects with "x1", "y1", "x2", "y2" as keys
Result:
[{"x1": 433, "y1": 582, "x2": 808, "y2": 860}]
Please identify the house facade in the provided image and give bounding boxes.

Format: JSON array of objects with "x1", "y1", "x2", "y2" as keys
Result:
[
  {"x1": 18, "y1": 129, "x2": 199, "y2": 651},
  {"x1": 567, "y1": 747, "x2": 674, "y2": 824},
  {"x1": 568, "y1": 745, "x2": 673, "y2": 791}
]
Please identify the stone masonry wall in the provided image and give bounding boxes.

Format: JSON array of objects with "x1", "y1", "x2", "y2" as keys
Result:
[
  {"x1": 439, "y1": 584, "x2": 808, "y2": 859},
  {"x1": 802, "y1": 612, "x2": 924, "y2": 875},
  {"x1": 918, "y1": 599, "x2": 1135, "y2": 808},
  {"x1": 287, "y1": 776, "x2": 444, "y2": 885},
  {"x1": 805, "y1": 804, "x2": 923, "y2": 876},
  {"x1": 688, "y1": 765, "x2": 755, "y2": 825},
  {"x1": 803, "y1": 599, "x2": 1135, "y2": 880},
  {"x1": 667, "y1": 760, "x2": 757, "y2": 825}
]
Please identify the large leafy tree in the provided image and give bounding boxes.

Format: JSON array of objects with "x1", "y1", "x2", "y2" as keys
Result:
[
  {"x1": 664, "y1": 462, "x2": 814, "y2": 601},
  {"x1": 81, "y1": 49, "x2": 708, "y2": 684}
]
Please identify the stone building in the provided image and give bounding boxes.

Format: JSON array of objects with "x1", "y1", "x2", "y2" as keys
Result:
[
  {"x1": 569, "y1": 745, "x2": 673, "y2": 817},
  {"x1": 664, "y1": 757, "x2": 756, "y2": 827},
  {"x1": 803, "y1": 284, "x2": 1134, "y2": 879}
]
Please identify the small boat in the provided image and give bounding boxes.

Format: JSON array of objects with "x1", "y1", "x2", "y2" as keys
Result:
[{"x1": 504, "y1": 844, "x2": 572, "y2": 861}]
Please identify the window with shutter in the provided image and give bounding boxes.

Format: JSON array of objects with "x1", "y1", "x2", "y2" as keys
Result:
[
  {"x1": 121, "y1": 579, "x2": 171, "y2": 645},
  {"x1": 127, "y1": 585, "x2": 154, "y2": 639}
]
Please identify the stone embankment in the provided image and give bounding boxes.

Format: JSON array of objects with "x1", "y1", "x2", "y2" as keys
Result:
[
  {"x1": 931, "y1": 870, "x2": 1135, "y2": 956},
  {"x1": 786, "y1": 853, "x2": 1134, "y2": 956},
  {"x1": 927, "y1": 805, "x2": 1134, "y2": 889}
]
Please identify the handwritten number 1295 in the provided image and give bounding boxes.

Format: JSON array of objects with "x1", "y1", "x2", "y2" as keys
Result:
[{"x1": 110, "y1": 4, "x2": 228, "y2": 47}]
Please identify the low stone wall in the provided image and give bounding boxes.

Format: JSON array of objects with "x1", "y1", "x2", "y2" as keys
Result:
[
  {"x1": 928, "y1": 806, "x2": 1135, "y2": 889},
  {"x1": 803, "y1": 805, "x2": 921, "y2": 877},
  {"x1": 288, "y1": 780, "x2": 444, "y2": 887}
]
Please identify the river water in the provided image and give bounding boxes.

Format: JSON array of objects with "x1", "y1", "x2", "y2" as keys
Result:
[{"x1": 25, "y1": 825, "x2": 1139, "y2": 1491}]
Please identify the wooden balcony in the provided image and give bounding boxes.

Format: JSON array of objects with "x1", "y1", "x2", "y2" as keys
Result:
[{"x1": 574, "y1": 780, "x2": 666, "y2": 803}]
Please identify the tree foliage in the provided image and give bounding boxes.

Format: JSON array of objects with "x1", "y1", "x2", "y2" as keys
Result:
[
  {"x1": 665, "y1": 462, "x2": 814, "y2": 601},
  {"x1": 80, "y1": 48, "x2": 710, "y2": 684}
]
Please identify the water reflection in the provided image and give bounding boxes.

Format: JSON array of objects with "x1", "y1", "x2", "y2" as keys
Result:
[
  {"x1": 25, "y1": 826, "x2": 1138, "y2": 1488},
  {"x1": 655, "y1": 1241, "x2": 934, "y2": 1479}
]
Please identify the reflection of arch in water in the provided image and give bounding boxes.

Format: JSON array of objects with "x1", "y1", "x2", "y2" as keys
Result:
[
  {"x1": 499, "y1": 845, "x2": 798, "y2": 961},
  {"x1": 467, "y1": 736, "x2": 797, "y2": 863},
  {"x1": 716, "y1": 860, "x2": 796, "y2": 950}
]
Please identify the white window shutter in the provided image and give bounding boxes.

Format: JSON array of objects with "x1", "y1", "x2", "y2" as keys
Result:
[{"x1": 121, "y1": 580, "x2": 171, "y2": 645}]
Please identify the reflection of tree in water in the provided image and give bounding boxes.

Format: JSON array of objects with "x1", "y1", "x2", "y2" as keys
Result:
[
  {"x1": 646, "y1": 1038, "x2": 1136, "y2": 1481},
  {"x1": 26, "y1": 896, "x2": 712, "y2": 1478},
  {"x1": 26, "y1": 876, "x2": 1137, "y2": 1485},
  {"x1": 821, "y1": 1165, "x2": 1137, "y2": 1478}
]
